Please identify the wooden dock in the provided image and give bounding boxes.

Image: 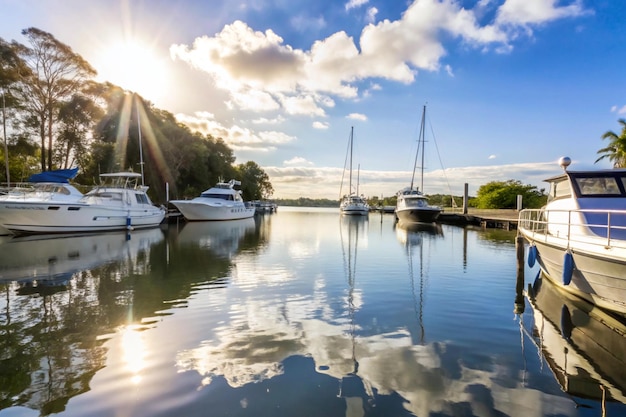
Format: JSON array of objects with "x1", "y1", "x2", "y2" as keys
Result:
[{"x1": 438, "y1": 209, "x2": 519, "y2": 230}]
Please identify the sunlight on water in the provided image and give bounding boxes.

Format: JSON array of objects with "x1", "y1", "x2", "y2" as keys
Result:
[{"x1": 1, "y1": 207, "x2": 625, "y2": 417}]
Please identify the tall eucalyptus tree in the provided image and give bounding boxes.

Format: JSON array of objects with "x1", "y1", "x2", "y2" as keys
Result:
[{"x1": 12, "y1": 28, "x2": 96, "y2": 171}]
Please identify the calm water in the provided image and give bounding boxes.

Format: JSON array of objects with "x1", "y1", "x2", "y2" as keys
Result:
[{"x1": 1, "y1": 207, "x2": 625, "y2": 417}]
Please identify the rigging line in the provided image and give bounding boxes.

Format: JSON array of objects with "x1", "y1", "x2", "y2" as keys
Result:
[
  {"x1": 339, "y1": 128, "x2": 352, "y2": 199},
  {"x1": 426, "y1": 112, "x2": 455, "y2": 200}
]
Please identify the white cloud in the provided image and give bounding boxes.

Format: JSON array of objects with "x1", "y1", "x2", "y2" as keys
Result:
[
  {"x1": 611, "y1": 105, "x2": 626, "y2": 115},
  {"x1": 279, "y1": 94, "x2": 327, "y2": 116},
  {"x1": 284, "y1": 157, "x2": 314, "y2": 166},
  {"x1": 264, "y1": 161, "x2": 558, "y2": 199},
  {"x1": 313, "y1": 121, "x2": 330, "y2": 129},
  {"x1": 345, "y1": 0, "x2": 368, "y2": 11},
  {"x1": 496, "y1": 0, "x2": 590, "y2": 27},
  {"x1": 251, "y1": 115, "x2": 286, "y2": 125},
  {"x1": 366, "y1": 7, "x2": 378, "y2": 24},
  {"x1": 347, "y1": 113, "x2": 367, "y2": 121},
  {"x1": 175, "y1": 111, "x2": 295, "y2": 152},
  {"x1": 169, "y1": 0, "x2": 591, "y2": 164},
  {"x1": 488, "y1": 154, "x2": 496, "y2": 159}
]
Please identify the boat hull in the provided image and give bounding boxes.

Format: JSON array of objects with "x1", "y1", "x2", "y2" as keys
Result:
[
  {"x1": 0, "y1": 201, "x2": 165, "y2": 234},
  {"x1": 519, "y1": 228, "x2": 626, "y2": 318},
  {"x1": 170, "y1": 200, "x2": 255, "y2": 221},
  {"x1": 396, "y1": 207, "x2": 441, "y2": 224},
  {"x1": 340, "y1": 205, "x2": 369, "y2": 216}
]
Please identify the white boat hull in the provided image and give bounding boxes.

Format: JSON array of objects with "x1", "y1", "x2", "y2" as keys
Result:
[
  {"x1": 0, "y1": 201, "x2": 165, "y2": 234},
  {"x1": 170, "y1": 199, "x2": 255, "y2": 221},
  {"x1": 396, "y1": 207, "x2": 441, "y2": 224},
  {"x1": 340, "y1": 205, "x2": 369, "y2": 216},
  {"x1": 519, "y1": 226, "x2": 626, "y2": 318}
]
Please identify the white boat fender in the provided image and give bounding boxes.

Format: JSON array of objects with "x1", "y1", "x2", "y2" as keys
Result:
[
  {"x1": 562, "y1": 250, "x2": 574, "y2": 286},
  {"x1": 527, "y1": 244, "x2": 537, "y2": 268},
  {"x1": 126, "y1": 217, "x2": 134, "y2": 231}
]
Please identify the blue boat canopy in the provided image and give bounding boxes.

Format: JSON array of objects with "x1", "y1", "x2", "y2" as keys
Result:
[{"x1": 28, "y1": 168, "x2": 79, "y2": 183}]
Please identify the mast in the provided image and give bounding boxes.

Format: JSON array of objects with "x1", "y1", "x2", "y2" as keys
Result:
[
  {"x1": 410, "y1": 105, "x2": 426, "y2": 191},
  {"x1": 420, "y1": 105, "x2": 426, "y2": 193},
  {"x1": 135, "y1": 95, "x2": 145, "y2": 186}
]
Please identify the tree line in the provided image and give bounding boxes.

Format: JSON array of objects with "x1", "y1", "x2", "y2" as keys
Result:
[{"x1": 0, "y1": 28, "x2": 273, "y2": 204}]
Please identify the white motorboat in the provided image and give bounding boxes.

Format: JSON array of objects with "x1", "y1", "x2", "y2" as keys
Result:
[
  {"x1": 0, "y1": 172, "x2": 166, "y2": 235},
  {"x1": 395, "y1": 105, "x2": 441, "y2": 224},
  {"x1": 0, "y1": 168, "x2": 85, "y2": 235},
  {"x1": 339, "y1": 127, "x2": 369, "y2": 216},
  {"x1": 170, "y1": 179, "x2": 255, "y2": 221},
  {"x1": 518, "y1": 156, "x2": 626, "y2": 318}
]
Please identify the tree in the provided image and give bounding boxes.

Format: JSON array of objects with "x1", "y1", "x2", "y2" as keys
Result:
[
  {"x1": 473, "y1": 180, "x2": 545, "y2": 209},
  {"x1": 12, "y1": 28, "x2": 96, "y2": 171},
  {"x1": 56, "y1": 93, "x2": 103, "y2": 169},
  {"x1": 596, "y1": 119, "x2": 626, "y2": 168},
  {"x1": 236, "y1": 161, "x2": 274, "y2": 201}
]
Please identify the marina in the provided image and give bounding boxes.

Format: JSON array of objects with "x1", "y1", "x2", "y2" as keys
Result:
[{"x1": 1, "y1": 207, "x2": 624, "y2": 417}]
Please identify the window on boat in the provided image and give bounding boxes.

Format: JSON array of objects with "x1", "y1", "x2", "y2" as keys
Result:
[
  {"x1": 201, "y1": 193, "x2": 231, "y2": 200},
  {"x1": 135, "y1": 193, "x2": 150, "y2": 204},
  {"x1": 548, "y1": 179, "x2": 571, "y2": 202},
  {"x1": 574, "y1": 176, "x2": 622, "y2": 196}
]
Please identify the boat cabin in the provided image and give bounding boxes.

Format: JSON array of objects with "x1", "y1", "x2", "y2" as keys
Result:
[{"x1": 544, "y1": 169, "x2": 626, "y2": 240}]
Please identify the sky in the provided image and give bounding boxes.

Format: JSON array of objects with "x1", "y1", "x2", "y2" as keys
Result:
[{"x1": 1, "y1": 0, "x2": 625, "y2": 199}]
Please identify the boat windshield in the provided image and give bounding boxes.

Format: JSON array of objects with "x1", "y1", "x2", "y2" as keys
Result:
[
  {"x1": 570, "y1": 172, "x2": 626, "y2": 197},
  {"x1": 201, "y1": 193, "x2": 235, "y2": 201}
]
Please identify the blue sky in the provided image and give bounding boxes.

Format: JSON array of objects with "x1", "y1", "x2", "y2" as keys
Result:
[{"x1": 1, "y1": 0, "x2": 625, "y2": 199}]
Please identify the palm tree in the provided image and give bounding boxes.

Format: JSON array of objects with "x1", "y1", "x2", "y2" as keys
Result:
[{"x1": 596, "y1": 118, "x2": 626, "y2": 167}]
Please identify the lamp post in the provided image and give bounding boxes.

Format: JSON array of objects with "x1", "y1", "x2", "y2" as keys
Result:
[{"x1": 2, "y1": 90, "x2": 9, "y2": 187}]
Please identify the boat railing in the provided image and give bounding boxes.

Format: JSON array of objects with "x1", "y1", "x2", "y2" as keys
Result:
[{"x1": 519, "y1": 208, "x2": 626, "y2": 249}]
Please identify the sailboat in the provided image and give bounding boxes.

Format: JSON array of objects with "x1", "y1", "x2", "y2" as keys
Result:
[
  {"x1": 340, "y1": 127, "x2": 369, "y2": 216},
  {"x1": 395, "y1": 105, "x2": 441, "y2": 224}
]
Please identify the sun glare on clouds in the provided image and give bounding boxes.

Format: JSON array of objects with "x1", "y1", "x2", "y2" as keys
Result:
[{"x1": 94, "y1": 39, "x2": 170, "y2": 104}]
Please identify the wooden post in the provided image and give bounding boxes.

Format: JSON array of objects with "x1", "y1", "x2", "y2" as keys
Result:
[
  {"x1": 514, "y1": 236, "x2": 525, "y2": 314},
  {"x1": 463, "y1": 183, "x2": 468, "y2": 215}
]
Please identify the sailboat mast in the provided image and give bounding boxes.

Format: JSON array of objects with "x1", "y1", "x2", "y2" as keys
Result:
[
  {"x1": 420, "y1": 105, "x2": 426, "y2": 193},
  {"x1": 136, "y1": 96, "x2": 145, "y2": 186},
  {"x1": 410, "y1": 105, "x2": 426, "y2": 191}
]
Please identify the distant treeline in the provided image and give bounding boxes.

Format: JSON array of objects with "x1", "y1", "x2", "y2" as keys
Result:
[{"x1": 274, "y1": 194, "x2": 467, "y2": 208}]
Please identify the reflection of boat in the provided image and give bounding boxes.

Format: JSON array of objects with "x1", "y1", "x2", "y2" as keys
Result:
[
  {"x1": 251, "y1": 200, "x2": 277, "y2": 214},
  {"x1": 395, "y1": 221, "x2": 443, "y2": 248},
  {"x1": 518, "y1": 157, "x2": 626, "y2": 317},
  {"x1": 340, "y1": 127, "x2": 369, "y2": 216},
  {"x1": 339, "y1": 213, "x2": 373, "y2": 413},
  {"x1": 522, "y1": 275, "x2": 626, "y2": 406},
  {"x1": 170, "y1": 179, "x2": 255, "y2": 221},
  {"x1": 0, "y1": 172, "x2": 166, "y2": 235},
  {"x1": 0, "y1": 228, "x2": 165, "y2": 285},
  {"x1": 395, "y1": 105, "x2": 441, "y2": 224},
  {"x1": 176, "y1": 217, "x2": 256, "y2": 258}
]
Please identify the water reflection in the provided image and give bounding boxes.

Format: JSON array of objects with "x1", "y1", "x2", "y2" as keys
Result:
[
  {"x1": 0, "y1": 228, "x2": 164, "y2": 414},
  {"x1": 0, "y1": 228, "x2": 164, "y2": 288},
  {"x1": 175, "y1": 218, "x2": 256, "y2": 259},
  {"x1": 521, "y1": 275, "x2": 626, "y2": 408}
]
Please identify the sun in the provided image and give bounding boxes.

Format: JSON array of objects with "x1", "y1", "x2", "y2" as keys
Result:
[{"x1": 94, "y1": 39, "x2": 169, "y2": 104}]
